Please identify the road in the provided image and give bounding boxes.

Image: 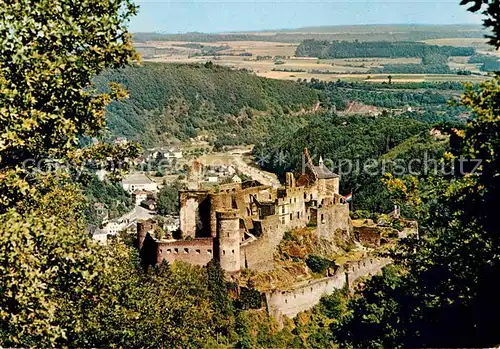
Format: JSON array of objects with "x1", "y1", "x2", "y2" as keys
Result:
[{"x1": 232, "y1": 156, "x2": 281, "y2": 189}]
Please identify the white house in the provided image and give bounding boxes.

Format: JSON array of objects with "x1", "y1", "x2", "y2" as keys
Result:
[
  {"x1": 122, "y1": 173, "x2": 158, "y2": 193},
  {"x1": 132, "y1": 190, "x2": 150, "y2": 206}
]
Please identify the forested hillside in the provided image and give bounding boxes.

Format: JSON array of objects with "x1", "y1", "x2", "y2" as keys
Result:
[
  {"x1": 254, "y1": 113, "x2": 452, "y2": 213},
  {"x1": 94, "y1": 63, "x2": 323, "y2": 146},
  {"x1": 468, "y1": 54, "x2": 500, "y2": 72},
  {"x1": 295, "y1": 40, "x2": 475, "y2": 58}
]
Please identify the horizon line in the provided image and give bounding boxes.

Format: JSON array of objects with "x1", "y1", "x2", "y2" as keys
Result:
[{"x1": 131, "y1": 23, "x2": 485, "y2": 35}]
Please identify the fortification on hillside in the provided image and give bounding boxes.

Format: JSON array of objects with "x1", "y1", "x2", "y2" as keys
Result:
[{"x1": 137, "y1": 149, "x2": 352, "y2": 277}]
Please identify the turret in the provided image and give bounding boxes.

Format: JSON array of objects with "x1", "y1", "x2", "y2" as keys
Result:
[
  {"x1": 285, "y1": 172, "x2": 295, "y2": 188},
  {"x1": 216, "y1": 210, "x2": 241, "y2": 277},
  {"x1": 137, "y1": 219, "x2": 156, "y2": 250}
]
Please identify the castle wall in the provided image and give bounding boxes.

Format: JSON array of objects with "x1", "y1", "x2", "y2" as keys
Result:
[
  {"x1": 265, "y1": 270, "x2": 346, "y2": 319},
  {"x1": 317, "y1": 203, "x2": 350, "y2": 240},
  {"x1": 156, "y1": 238, "x2": 214, "y2": 266},
  {"x1": 265, "y1": 257, "x2": 391, "y2": 321},
  {"x1": 241, "y1": 214, "x2": 286, "y2": 272},
  {"x1": 345, "y1": 257, "x2": 391, "y2": 289},
  {"x1": 276, "y1": 187, "x2": 310, "y2": 230},
  {"x1": 355, "y1": 226, "x2": 381, "y2": 247}
]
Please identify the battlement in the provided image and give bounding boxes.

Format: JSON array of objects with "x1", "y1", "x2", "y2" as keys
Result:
[{"x1": 265, "y1": 256, "x2": 391, "y2": 321}]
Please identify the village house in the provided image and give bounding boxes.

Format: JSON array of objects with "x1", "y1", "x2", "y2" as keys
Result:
[{"x1": 122, "y1": 173, "x2": 158, "y2": 193}]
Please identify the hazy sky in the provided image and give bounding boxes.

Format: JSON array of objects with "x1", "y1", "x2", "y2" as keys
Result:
[{"x1": 129, "y1": 0, "x2": 483, "y2": 33}]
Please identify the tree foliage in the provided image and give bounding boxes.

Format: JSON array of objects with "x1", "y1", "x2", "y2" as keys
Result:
[
  {"x1": 331, "y1": 74, "x2": 500, "y2": 349},
  {"x1": 296, "y1": 40, "x2": 475, "y2": 59},
  {"x1": 156, "y1": 181, "x2": 183, "y2": 216}
]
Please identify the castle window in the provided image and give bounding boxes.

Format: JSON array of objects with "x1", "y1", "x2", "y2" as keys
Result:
[
  {"x1": 174, "y1": 248, "x2": 178, "y2": 254},
  {"x1": 294, "y1": 198, "x2": 297, "y2": 203},
  {"x1": 304, "y1": 193, "x2": 307, "y2": 199},
  {"x1": 285, "y1": 299, "x2": 288, "y2": 304},
  {"x1": 290, "y1": 213, "x2": 293, "y2": 221},
  {"x1": 167, "y1": 249, "x2": 171, "y2": 254},
  {"x1": 223, "y1": 250, "x2": 226, "y2": 255},
  {"x1": 184, "y1": 248, "x2": 189, "y2": 254},
  {"x1": 207, "y1": 249, "x2": 212, "y2": 254},
  {"x1": 196, "y1": 249, "x2": 201, "y2": 254},
  {"x1": 289, "y1": 198, "x2": 292, "y2": 203},
  {"x1": 297, "y1": 212, "x2": 300, "y2": 219},
  {"x1": 321, "y1": 214, "x2": 325, "y2": 223},
  {"x1": 232, "y1": 249, "x2": 235, "y2": 254},
  {"x1": 310, "y1": 194, "x2": 313, "y2": 200}
]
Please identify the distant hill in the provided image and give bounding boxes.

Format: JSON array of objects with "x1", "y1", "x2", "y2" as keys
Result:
[
  {"x1": 94, "y1": 63, "x2": 324, "y2": 146},
  {"x1": 132, "y1": 24, "x2": 488, "y2": 44},
  {"x1": 275, "y1": 24, "x2": 484, "y2": 34}
]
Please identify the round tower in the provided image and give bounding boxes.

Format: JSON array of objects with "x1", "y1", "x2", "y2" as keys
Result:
[
  {"x1": 137, "y1": 219, "x2": 155, "y2": 250},
  {"x1": 216, "y1": 210, "x2": 241, "y2": 277}
]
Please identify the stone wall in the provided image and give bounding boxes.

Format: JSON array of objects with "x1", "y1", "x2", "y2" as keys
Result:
[
  {"x1": 156, "y1": 238, "x2": 214, "y2": 266},
  {"x1": 179, "y1": 191, "x2": 210, "y2": 238},
  {"x1": 265, "y1": 257, "x2": 391, "y2": 321},
  {"x1": 265, "y1": 271, "x2": 346, "y2": 319},
  {"x1": 345, "y1": 257, "x2": 391, "y2": 289},
  {"x1": 355, "y1": 226, "x2": 381, "y2": 247},
  {"x1": 317, "y1": 203, "x2": 350, "y2": 240},
  {"x1": 241, "y1": 214, "x2": 285, "y2": 272}
]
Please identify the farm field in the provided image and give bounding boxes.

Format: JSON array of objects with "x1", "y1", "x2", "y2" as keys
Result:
[
  {"x1": 422, "y1": 37, "x2": 494, "y2": 52},
  {"x1": 139, "y1": 39, "x2": 490, "y2": 84}
]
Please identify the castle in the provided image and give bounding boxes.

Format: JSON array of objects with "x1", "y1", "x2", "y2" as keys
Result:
[{"x1": 137, "y1": 149, "x2": 352, "y2": 278}]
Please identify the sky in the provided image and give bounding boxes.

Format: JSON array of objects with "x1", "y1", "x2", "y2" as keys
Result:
[{"x1": 129, "y1": 0, "x2": 483, "y2": 33}]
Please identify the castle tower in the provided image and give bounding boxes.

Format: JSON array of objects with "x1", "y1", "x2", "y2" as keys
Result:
[
  {"x1": 137, "y1": 219, "x2": 156, "y2": 250},
  {"x1": 285, "y1": 172, "x2": 295, "y2": 188},
  {"x1": 216, "y1": 210, "x2": 241, "y2": 277}
]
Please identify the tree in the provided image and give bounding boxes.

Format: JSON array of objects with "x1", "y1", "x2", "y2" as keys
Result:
[
  {"x1": 0, "y1": 0, "x2": 140, "y2": 345},
  {"x1": 460, "y1": 0, "x2": 500, "y2": 48},
  {"x1": 206, "y1": 259, "x2": 236, "y2": 340},
  {"x1": 331, "y1": 1, "x2": 500, "y2": 345},
  {"x1": 156, "y1": 182, "x2": 182, "y2": 216}
]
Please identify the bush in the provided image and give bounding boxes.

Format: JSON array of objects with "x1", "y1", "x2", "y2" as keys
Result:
[{"x1": 306, "y1": 255, "x2": 333, "y2": 274}]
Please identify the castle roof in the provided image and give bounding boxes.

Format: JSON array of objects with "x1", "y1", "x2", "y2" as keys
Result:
[{"x1": 314, "y1": 163, "x2": 339, "y2": 179}]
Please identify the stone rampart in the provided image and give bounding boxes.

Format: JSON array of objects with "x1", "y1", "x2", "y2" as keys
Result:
[
  {"x1": 157, "y1": 238, "x2": 214, "y2": 266},
  {"x1": 345, "y1": 257, "x2": 391, "y2": 289},
  {"x1": 265, "y1": 270, "x2": 346, "y2": 319},
  {"x1": 265, "y1": 257, "x2": 391, "y2": 321}
]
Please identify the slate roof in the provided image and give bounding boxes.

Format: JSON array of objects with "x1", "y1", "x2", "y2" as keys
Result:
[{"x1": 314, "y1": 163, "x2": 339, "y2": 179}]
